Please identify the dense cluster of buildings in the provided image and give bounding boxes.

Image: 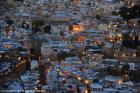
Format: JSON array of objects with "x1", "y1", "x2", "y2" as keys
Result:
[{"x1": 0, "y1": 0, "x2": 140, "y2": 93}]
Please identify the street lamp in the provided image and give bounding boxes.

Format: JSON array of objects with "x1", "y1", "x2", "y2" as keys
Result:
[
  {"x1": 77, "y1": 76, "x2": 81, "y2": 81},
  {"x1": 85, "y1": 80, "x2": 89, "y2": 84},
  {"x1": 18, "y1": 56, "x2": 22, "y2": 61},
  {"x1": 84, "y1": 90, "x2": 88, "y2": 93}
]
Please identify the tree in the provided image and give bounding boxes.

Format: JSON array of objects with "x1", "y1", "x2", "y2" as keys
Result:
[
  {"x1": 131, "y1": 70, "x2": 140, "y2": 82},
  {"x1": 43, "y1": 24, "x2": 51, "y2": 34},
  {"x1": 119, "y1": 5, "x2": 140, "y2": 20},
  {"x1": 39, "y1": 65, "x2": 46, "y2": 85},
  {"x1": 121, "y1": 63, "x2": 130, "y2": 74},
  {"x1": 96, "y1": 15, "x2": 101, "y2": 20},
  {"x1": 32, "y1": 20, "x2": 45, "y2": 33},
  {"x1": 119, "y1": 6, "x2": 130, "y2": 20},
  {"x1": 130, "y1": 5, "x2": 140, "y2": 19}
]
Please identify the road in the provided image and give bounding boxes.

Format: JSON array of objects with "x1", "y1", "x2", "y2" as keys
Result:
[{"x1": 0, "y1": 60, "x2": 27, "y2": 84}]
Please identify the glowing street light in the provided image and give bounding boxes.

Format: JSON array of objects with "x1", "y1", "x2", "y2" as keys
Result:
[
  {"x1": 84, "y1": 90, "x2": 88, "y2": 93},
  {"x1": 133, "y1": 53, "x2": 136, "y2": 57},
  {"x1": 18, "y1": 57, "x2": 22, "y2": 61},
  {"x1": 134, "y1": 24, "x2": 136, "y2": 27},
  {"x1": 77, "y1": 77, "x2": 81, "y2": 81},
  {"x1": 118, "y1": 34, "x2": 122, "y2": 37},
  {"x1": 85, "y1": 80, "x2": 89, "y2": 84}
]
